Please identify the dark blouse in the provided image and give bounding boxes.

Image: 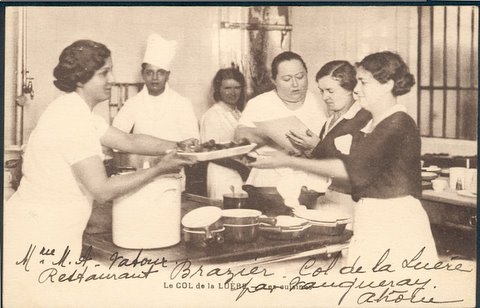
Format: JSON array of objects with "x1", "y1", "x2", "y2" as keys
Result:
[
  {"x1": 311, "y1": 108, "x2": 372, "y2": 159},
  {"x1": 343, "y1": 111, "x2": 422, "y2": 202}
]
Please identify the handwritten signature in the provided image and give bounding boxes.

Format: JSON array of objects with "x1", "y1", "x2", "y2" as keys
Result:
[{"x1": 233, "y1": 248, "x2": 470, "y2": 304}]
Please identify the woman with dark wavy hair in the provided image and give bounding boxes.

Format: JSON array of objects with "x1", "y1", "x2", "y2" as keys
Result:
[
  {"x1": 5, "y1": 40, "x2": 196, "y2": 260},
  {"x1": 251, "y1": 51, "x2": 437, "y2": 267},
  {"x1": 200, "y1": 67, "x2": 246, "y2": 199},
  {"x1": 286, "y1": 60, "x2": 371, "y2": 160}
]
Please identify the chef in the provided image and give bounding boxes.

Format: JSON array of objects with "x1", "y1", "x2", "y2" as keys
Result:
[
  {"x1": 113, "y1": 33, "x2": 199, "y2": 188},
  {"x1": 113, "y1": 33, "x2": 199, "y2": 145}
]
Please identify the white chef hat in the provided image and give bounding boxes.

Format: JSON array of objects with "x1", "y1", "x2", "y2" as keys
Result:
[{"x1": 142, "y1": 33, "x2": 177, "y2": 71}]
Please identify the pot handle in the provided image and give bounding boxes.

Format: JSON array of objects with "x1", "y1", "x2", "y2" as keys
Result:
[
  {"x1": 336, "y1": 218, "x2": 351, "y2": 225},
  {"x1": 258, "y1": 216, "x2": 277, "y2": 226},
  {"x1": 242, "y1": 184, "x2": 254, "y2": 193},
  {"x1": 214, "y1": 233, "x2": 224, "y2": 245},
  {"x1": 204, "y1": 226, "x2": 213, "y2": 240}
]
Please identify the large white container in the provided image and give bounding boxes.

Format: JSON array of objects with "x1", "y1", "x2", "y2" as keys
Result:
[{"x1": 112, "y1": 174, "x2": 181, "y2": 249}]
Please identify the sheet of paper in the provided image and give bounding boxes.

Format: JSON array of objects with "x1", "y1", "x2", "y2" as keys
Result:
[{"x1": 254, "y1": 116, "x2": 310, "y2": 152}]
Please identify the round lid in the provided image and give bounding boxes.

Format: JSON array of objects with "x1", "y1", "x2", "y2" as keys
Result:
[
  {"x1": 294, "y1": 207, "x2": 350, "y2": 223},
  {"x1": 181, "y1": 206, "x2": 222, "y2": 228},
  {"x1": 222, "y1": 208, "x2": 261, "y2": 218},
  {"x1": 275, "y1": 215, "x2": 308, "y2": 227}
]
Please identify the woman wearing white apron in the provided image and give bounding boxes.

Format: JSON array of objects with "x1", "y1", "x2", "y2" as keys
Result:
[
  {"x1": 251, "y1": 51, "x2": 438, "y2": 268},
  {"x1": 200, "y1": 68, "x2": 246, "y2": 199},
  {"x1": 4, "y1": 40, "x2": 196, "y2": 264}
]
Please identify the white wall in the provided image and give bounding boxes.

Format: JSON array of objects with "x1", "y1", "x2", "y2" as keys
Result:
[
  {"x1": 6, "y1": 6, "x2": 220, "y2": 143},
  {"x1": 4, "y1": 6, "x2": 477, "y2": 155},
  {"x1": 291, "y1": 6, "x2": 476, "y2": 155}
]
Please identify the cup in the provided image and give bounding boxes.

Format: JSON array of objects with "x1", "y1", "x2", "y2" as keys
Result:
[
  {"x1": 464, "y1": 169, "x2": 477, "y2": 193},
  {"x1": 223, "y1": 193, "x2": 249, "y2": 209},
  {"x1": 449, "y1": 167, "x2": 467, "y2": 190},
  {"x1": 431, "y1": 179, "x2": 448, "y2": 192}
]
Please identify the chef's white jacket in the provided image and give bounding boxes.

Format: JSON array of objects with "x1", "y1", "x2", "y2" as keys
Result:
[{"x1": 113, "y1": 85, "x2": 199, "y2": 141}]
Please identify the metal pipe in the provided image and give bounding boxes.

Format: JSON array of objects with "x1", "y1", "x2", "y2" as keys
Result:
[{"x1": 15, "y1": 7, "x2": 26, "y2": 146}]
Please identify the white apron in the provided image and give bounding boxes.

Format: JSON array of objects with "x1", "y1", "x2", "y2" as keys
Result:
[{"x1": 347, "y1": 196, "x2": 438, "y2": 269}]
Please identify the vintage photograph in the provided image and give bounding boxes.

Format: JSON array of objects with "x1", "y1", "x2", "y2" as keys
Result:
[{"x1": 3, "y1": 5, "x2": 477, "y2": 307}]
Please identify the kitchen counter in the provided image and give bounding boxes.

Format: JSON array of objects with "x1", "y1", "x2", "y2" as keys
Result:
[
  {"x1": 83, "y1": 194, "x2": 352, "y2": 265},
  {"x1": 420, "y1": 184, "x2": 476, "y2": 259},
  {"x1": 421, "y1": 185, "x2": 476, "y2": 209}
]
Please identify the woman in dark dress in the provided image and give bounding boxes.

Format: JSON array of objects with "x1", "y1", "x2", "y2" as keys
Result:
[
  {"x1": 286, "y1": 60, "x2": 371, "y2": 160},
  {"x1": 251, "y1": 51, "x2": 438, "y2": 267}
]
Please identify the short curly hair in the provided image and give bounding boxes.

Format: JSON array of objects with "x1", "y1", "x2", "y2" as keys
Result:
[
  {"x1": 53, "y1": 40, "x2": 111, "y2": 92},
  {"x1": 356, "y1": 51, "x2": 415, "y2": 96},
  {"x1": 315, "y1": 60, "x2": 357, "y2": 92},
  {"x1": 212, "y1": 67, "x2": 246, "y2": 109},
  {"x1": 271, "y1": 51, "x2": 307, "y2": 80}
]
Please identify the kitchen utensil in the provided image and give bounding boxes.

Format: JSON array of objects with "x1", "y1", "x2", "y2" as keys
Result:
[
  {"x1": 177, "y1": 143, "x2": 256, "y2": 161},
  {"x1": 298, "y1": 188, "x2": 323, "y2": 209},
  {"x1": 431, "y1": 179, "x2": 448, "y2": 192},
  {"x1": 259, "y1": 215, "x2": 311, "y2": 240},
  {"x1": 421, "y1": 171, "x2": 438, "y2": 181},
  {"x1": 422, "y1": 165, "x2": 441, "y2": 173},
  {"x1": 113, "y1": 174, "x2": 182, "y2": 249},
  {"x1": 222, "y1": 209, "x2": 276, "y2": 243},
  {"x1": 223, "y1": 192, "x2": 249, "y2": 209},
  {"x1": 449, "y1": 167, "x2": 467, "y2": 190},
  {"x1": 293, "y1": 207, "x2": 351, "y2": 236},
  {"x1": 182, "y1": 206, "x2": 224, "y2": 249},
  {"x1": 241, "y1": 185, "x2": 302, "y2": 215},
  {"x1": 183, "y1": 227, "x2": 225, "y2": 249}
]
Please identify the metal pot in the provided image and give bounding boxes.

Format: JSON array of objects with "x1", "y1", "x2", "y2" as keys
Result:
[
  {"x1": 181, "y1": 206, "x2": 224, "y2": 249},
  {"x1": 307, "y1": 220, "x2": 348, "y2": 236},
  {"x1": 223, "y1": 193, "x2": 249, "y2": 209},
  {"x1": 259, "y1": 216, "x2": 311, "y2": 240},
  {"x1": 241, "y1": 185, "x2": 291, "y2": 215},
  {"x1": 222, "y1": 209, "x2": 276, "y2": 243},
  {"x1": 183, "y1": 224, "x2": 225, "y2": 249}
]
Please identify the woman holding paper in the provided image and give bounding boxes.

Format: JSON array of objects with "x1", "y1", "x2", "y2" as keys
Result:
[
  {"x1": 200, "y1": 67, "x2": 247, "y2": 199},
  {"x1": 286, "y1": 60, "x2": 371, "y2": 161},
  {"x1": 251, "y1": 51, "x2": 437, "y2": 267},
  {"x1": 234, "y1": 51, "x2": 326, "y2": 189}
]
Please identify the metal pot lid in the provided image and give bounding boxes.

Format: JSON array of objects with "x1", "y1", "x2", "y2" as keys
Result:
[
  {"x1": 182, "y1": 227, "x2": 225, "y2": 234},
  {"x1": 293, "y1": 207, "x2": 350, "y2": 223},
  {"x1": 182, "y1": 206, "x2": 222, "y2": 228},
  {"x1": 222, "y1": 208, "x2": 262, "y2": 218}
]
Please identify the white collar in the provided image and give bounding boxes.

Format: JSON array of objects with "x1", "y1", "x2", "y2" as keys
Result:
[
  {"x1": 323, "y1": 101, "x2": 362, "y2": 135},
  {"x1": 360, "y1": 104, "x2": 407, "y2": 134},
  {"x1": 218, "y1": 101, "x2": 239, "y2": 113},
  {"x1": 342, "y1": 101, "x2": 362, "y2": 120},
  {"x1": 140, "y1": 83, "x2": 171, "y2": 99}
]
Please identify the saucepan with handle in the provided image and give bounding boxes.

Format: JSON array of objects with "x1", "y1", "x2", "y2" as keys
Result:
[
  {"x1": 182, "y1": 206, "x2": 225, "y2": 249},
  {"x1": 222, "y1": 209, "x2": 276, "y2": 243}
]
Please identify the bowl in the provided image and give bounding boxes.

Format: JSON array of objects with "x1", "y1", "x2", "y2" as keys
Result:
[{"x1": 421, "y1": 171, "x2": 438, "y2": 181}]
